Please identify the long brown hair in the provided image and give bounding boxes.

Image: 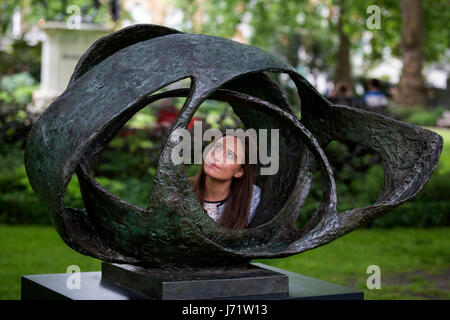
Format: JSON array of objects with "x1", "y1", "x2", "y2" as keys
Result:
[{"x1": 191, "y1": 132, "x2": 256, "y2": 229}]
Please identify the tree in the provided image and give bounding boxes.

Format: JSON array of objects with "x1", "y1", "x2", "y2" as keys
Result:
[
  {"x1": 397, "y1": 0, "x2": 449, "y2": 106},
  {"x1": 174, "y1": 0, "x2": 448, "y2": 104},
  {"x1": 174, "y1": 0, "x2": 393, "y2": 93},
  {"x1": 334, "y1": 0, "x2": 352, "y2": 88},
  {"x1": 397, "y1": 0, "x2": 426, "y2": 106},
  {"x1": 174, "y1": 0, "x2": 336, "y2": 111}
]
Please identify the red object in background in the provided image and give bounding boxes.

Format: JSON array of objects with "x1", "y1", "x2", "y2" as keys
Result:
[
  {"x1": 188, "y1": 117, "x2": 200, "y2": 129},
  {"x1": 119, "y1": 128, "x2": 136, "y2": 137},
  {"x1": 157, "y1": 105, "x2": 178, "y2": 125},
  {"x1": 119, "y1": 102, "x2": 201, "y2": 138},
  {"x1": 157, "y1": 104, "x2": 200, "y2": 129}
]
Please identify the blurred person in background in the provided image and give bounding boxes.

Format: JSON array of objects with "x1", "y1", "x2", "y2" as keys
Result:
[{"x1": 363, "y1": 79, "x2": 388, "y2": 114}]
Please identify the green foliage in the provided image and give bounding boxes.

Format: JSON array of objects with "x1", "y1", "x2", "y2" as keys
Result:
[
  {"x1": 298, "y1": 128, "x2": 450, "y2": 228},
  {"x1": 388, "y1": 105, "x2": 444, "y2": 127},
  {"x1": 0, "y1": 38, "x2": 41, "y2": 81},
  {"x1": 407, "y1": 110, "x2": 444, "y2": 127},
  {"x1": 297, "y1": 152, "x2": 384, "y2": 227},
  {"x1": 0, "y1": 73, "x2": 41, "y2": 223},
  {"x1": 0, "y1": 144, "x2": 48, "y2": 224},
  {"x1": 0, "y1": 143, "x2": 87, "y2": 224},
  {"x1": 175, "y1": 0, "x2": 336, "y2": 76},
  {"x1": 0, "y1": 72, "x2": 38, "y2": 102},
  {"x1": 0, "y1": 72, "x2": 39, "y2": 145},
  {"x1": 0, "y1": 0, "x2": 108, "y2": 37},
  {"x1": 175, "y1": 0, "x2": 449, "y2": 84},
  {"x1": 423, "y1": 0, "x2": 450, "y2": 64}
]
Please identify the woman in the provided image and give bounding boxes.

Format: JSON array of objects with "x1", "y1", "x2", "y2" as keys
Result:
[{"x1": 189, "y1": 133, "x2": 261, "y2": 229}]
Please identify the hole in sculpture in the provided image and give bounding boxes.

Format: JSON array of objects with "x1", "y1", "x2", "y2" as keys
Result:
[
  {"x1": 183, "y1": 99, "x2": 244, "y2": 179},
  {"x1": 296, "y1": 140, "x2": 384, "y2": 229},
  {"x1": 62, "y1": 71, "x2": 315, "y2": 230},
  {"x1": 264, "y1": 71, "x2": 301, "y2": 119},
  {"x1": 184, "y1": 98, "x2": 261, "y2": 229},
  {"x1": 63, "y1": 174, "x2": 85, "y2": 210},
  {"x1": 325, "y1": 140, "x2": 384, "y2": 211},
  {"x1": 295, "y1": 166, "x2": 323, "y2": 230},
  {"x1": 184, "y1": 79, "x2": 305, "y2": 229},
  {"x1": 64, "y1": 78, "x2": 192, "y2": 208}
]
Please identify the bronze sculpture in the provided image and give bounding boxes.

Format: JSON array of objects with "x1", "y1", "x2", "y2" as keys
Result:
[{"x1": 24, "y1": 24, "x2": 443, "y2": 270}]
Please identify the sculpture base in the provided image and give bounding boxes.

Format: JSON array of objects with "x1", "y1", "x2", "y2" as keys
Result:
[
  {"x1": 21, "y1": 263, "x2": 364, "y2": 300},
  {"x1": 102, "y1": 262, "x2": 289, "y2": 300}
]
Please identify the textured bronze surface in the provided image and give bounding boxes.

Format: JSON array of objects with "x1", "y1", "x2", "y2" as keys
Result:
[{"x1": 25, "y1": 24, "x2": 443, "y2": 269}]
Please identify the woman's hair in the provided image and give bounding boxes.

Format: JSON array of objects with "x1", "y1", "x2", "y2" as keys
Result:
[{"x1": 191, "y1": 132, "x2": 257, "y2": 229}]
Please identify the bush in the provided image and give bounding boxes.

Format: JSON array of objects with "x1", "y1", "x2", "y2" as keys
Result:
[
  {"x1": 368, "y1": 169, "x2": 450, "y2": 228},
  {"x1": 0, "y1": 144, "x2": 48, "y2": 224},
  {"x1": 387, "y1": 105, "x2": 445, "y2": 127},
  {"x1": 0, "y1": 191, "x2": 50, "y2": 224},
  {"x1": 298, "y1": 167, "x2": 450, "y2": 229},
  {"x1": 0, "y1": 38, "x2": 41, "y2": 82},
  {"x1": 0, "y1": 141, "x2": 157, "y2": 224},
  {"x1": 0, "y1": 144, "x2": 84, "y2": 224},
  {"x1": 297, "y1": 130, "x2": 450, "y2": 229},
  {"x1": 0, "y1": 72, "x2": 39, "y2": 146},
  {"x1": 407, "y1": 107, "x2": 445, "y2": 126}
]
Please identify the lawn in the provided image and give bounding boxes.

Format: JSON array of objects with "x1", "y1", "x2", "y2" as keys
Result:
[
  {"x1": 426, "y1": 127, "x2": 449, "y2": 173},
  {"x1": 259, "y1": 227, "x2": 450, "y2": 300},
  {"x1": 0, "y1": 224, "x2": 448, "y2": 300}
]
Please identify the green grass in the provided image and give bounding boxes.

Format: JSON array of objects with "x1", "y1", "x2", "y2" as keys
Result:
[
  {"x1": 426, "y1": 127, "x2": 449, "y2": 174},
  {"x1": 1, "y1": 225, "x2": 449, "y2": 300},
  {"x1": 0, "y1": 225, "x2": 101, "y2": 300},
  {"x1": 258, "y1": 227, "x2": 450, "y2": 300}
]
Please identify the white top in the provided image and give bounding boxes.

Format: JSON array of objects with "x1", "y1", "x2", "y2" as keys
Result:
[
  {"x1": 203, "y1": 185, "x2": 261, "y2": 227},
  {"x1": 363, "y1": 91, "x2": 388, "y2": 108}
]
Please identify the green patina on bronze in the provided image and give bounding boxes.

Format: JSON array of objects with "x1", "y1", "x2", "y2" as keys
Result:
[{"x1": 25, "y1": 24, "x2": 443, "y2": 269}]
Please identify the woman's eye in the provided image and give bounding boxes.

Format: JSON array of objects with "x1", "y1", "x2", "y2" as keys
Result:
[
  {"x1": 226, "y1": 151, "x2": 234, "y2": 159},
  {"x1": 214, "y1": 144, "x2": 221, "y2": 151}
]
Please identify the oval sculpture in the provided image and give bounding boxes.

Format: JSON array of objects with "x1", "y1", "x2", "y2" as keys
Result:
[{"x1": 24, "y1": 24, "x2": 443, "y2": 269}]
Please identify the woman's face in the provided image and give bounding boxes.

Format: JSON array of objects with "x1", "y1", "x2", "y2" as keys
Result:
[{"x1": 203, "y1": 136, "x2": 245, "y2": 181}]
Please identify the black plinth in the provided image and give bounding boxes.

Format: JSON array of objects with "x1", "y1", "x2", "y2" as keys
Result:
[
  {"x1": 21, "y1": 263, "x2": 364, "y2": 300},
  {"x1": 102, "y1": 262, "x2": 289, "y2": 299}
]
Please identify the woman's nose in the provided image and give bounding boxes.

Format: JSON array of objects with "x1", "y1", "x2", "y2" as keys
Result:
[
  {"x1": 214, "y1": 154, "x2": 224, "y2": 164},
  {"x1": 211, "y1": 149, "x2": 224, "y2": 163}
]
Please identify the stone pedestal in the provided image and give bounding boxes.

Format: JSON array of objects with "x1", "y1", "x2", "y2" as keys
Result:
[{"x1": 21, "y1": 263, "x2": 364, "y2": 300}]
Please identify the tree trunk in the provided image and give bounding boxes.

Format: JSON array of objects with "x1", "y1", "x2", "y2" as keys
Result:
[
  {"x1": 335, "y1": 3, "x2": 353, "y2": 90},
  {"x1": 398, "y1": 0, "x2": 426, "y2": 106}
]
